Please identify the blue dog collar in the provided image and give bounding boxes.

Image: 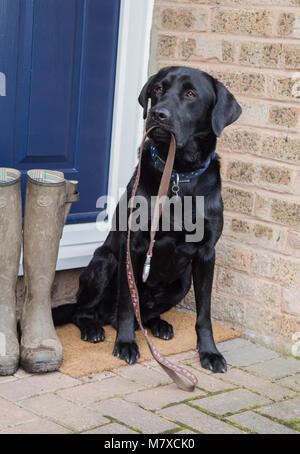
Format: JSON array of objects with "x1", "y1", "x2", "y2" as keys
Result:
[{"x1": 150, "y1": 143, "x2": 216, "y2": 183}]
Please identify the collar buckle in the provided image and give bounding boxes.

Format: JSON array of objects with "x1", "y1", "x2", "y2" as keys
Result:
[{"x1": 178, "y1": 178, "x2": 190, "y2": 184}]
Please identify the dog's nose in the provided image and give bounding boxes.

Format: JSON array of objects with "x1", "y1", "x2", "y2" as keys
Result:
[{"x1": 151, "y1": 107, "x2": 171, "y2": 122}]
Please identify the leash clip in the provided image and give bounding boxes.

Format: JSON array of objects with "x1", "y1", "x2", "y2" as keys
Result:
[
  {"x1": 142, "y1": 255, "x2": 152, "y2": 283},
  {"x1": 172, "y1": 173, "x2": 180, "y2": 197},
  {"x1": 171, "y1": 174, "x2": 191, "y2": 197}
]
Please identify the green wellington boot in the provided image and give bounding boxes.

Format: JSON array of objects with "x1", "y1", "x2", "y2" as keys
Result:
[
  {"x1": 0, "y1": 168, "x2": 22, "y2": 375},
  {"x1": 20, "y1": 170, "x2": 78, "y2": 373}
]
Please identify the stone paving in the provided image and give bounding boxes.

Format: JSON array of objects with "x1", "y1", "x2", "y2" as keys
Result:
[{"x1": 0, "y1": 337, "x2": 300, "y2": 434}]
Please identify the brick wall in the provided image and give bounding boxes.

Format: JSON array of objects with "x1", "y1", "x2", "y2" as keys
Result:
[{"x1": 150, "y1": 0, "x2": 300, "y2": 355}]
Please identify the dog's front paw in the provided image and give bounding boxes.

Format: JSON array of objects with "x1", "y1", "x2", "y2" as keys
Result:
[
  {"x1": 199, "y1": 351, "x2": 227, "y2": 373},
  {"x1": 113, "y1": 339, "x2": 140, "y2": 364}
]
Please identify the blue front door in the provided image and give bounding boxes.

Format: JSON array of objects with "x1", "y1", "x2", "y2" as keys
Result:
[{"x1": 0, "y1": 0, "x2": 120, "y2": 223}]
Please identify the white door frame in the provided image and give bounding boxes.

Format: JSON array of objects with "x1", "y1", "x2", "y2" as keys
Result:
[{"x1": 56, "y1": 0, "x2": 154, "y2": 271}]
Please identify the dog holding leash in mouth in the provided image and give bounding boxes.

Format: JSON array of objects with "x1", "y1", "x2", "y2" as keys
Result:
[{"x1": 53, "y1": 66, "x2": 242, "y2": 374}]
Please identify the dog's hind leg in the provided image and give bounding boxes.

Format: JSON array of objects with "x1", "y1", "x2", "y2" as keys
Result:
[
  {"x1": 144, "y1": 316, "x2": 174, "y2": 340},
  {"x1": 73, "y1": 246, "x2": 118, "y2": 343},
  {"x1": 142, "y1": 266, "x2": 191, "y2": 340},
  {"x1": 77, "y1": 246, "x2": 117, "y2": 309},
  {"x1": 72, "y1": 311, "x2": 105, "y2": 343}
]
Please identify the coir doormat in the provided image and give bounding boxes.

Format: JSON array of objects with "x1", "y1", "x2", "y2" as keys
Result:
[{"x1": 57, "y1": 309, "x2": 240, "y2": 378}]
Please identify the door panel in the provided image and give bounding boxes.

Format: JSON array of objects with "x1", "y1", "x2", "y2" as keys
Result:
[{"x1": 0, "y1": 0, "x2": 120, "y2": 223}]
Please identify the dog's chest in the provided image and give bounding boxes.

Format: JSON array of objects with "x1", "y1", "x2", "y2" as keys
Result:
[{"x1": 146, "y1": 236, "x2": 196, "y2": 283}]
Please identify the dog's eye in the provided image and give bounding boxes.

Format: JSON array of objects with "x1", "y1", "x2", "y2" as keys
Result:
[
  {"x1": 186, "y1": 90, "x2": 196, "y2": 98},
  {"x1": 154, "y1": 87, "x2": 163, "y2": 95}
]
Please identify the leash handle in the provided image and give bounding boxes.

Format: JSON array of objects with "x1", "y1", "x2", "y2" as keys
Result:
[{"x1": 126, "y1": 127, "x2": 198, "y2": 392}]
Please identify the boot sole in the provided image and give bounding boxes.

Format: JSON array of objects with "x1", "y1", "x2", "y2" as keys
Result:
[
  {"x1": 0, "y1": 357, "x2": 19, "y2": 376},
  {"x1": 20, "y1": 357, "x2": 62, "y2": 374}
]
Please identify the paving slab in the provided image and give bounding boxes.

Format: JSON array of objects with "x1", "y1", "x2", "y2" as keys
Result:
[
  {"x1": 192, "y1": 389, "x2": 271, "y2": 415},
  {"x1": 224, "y1": 344, "x2": 279, "y2": 367},
  {"x1": 2, "y1": 337, "x2": 300, "y2": 435},
  {"x1": 81, "y1": 371, "x2": 116, "y2": 383},
  {"x1": 158, "y1": 404, "x2": 245, "y2": 434},
  {"x1": 258, "y1": 397, "x2": 300, "y2": 422},
  {"x1": 164, "y1": 350, "x2": 199, "y2": 363},
  {"x1": 178, "y1": 429, "x2": 197, "y2": 434},
  {"x1": 218, "y1": 367, "x2": 295, "y2": 401},
  {"x1": 217, "y1": 338, "x2": 258, "y2": 353},
  {"x1": 184, "y1": 366, "x2": 235, "y2": 393},
  {"x1": 227, "y1": 411, "x2": 299, "y2": 434},
  {"x1": 0, "y1": 375, "x2": 17, "y2": 384},
  {"x1": 0, "y1": 396, "x2": 36, "y2": 430},
  {"x1": 140, "y1": 359, "x2": 158, "y2": 369},
  {"x1": 0, "y1": 372, "x2": 80, "y2": 401},
  {"x1": 84, "y1": 423, "x2": 138, "y2": 434},
  {"x1": 91, "y1": 397, "x2": 177, "y2": 434},
  {"x1": 245, "y1": 357, "x2": 300, "y2": 379},
  {"x1": 20, "y1": 393, "x2": 109, "y2": 432},
  {"x1": 57, "y1": 376, "x2": 143, "y2": 404},
  {"x1": 14, "y1": 369, "x2": 33, "y2": 379},
  {"x1": 116, "y1": 364, "x2": 167, "y2": 387},
  {"x1": 0, "y1": 418, "x2": 72, "y2": 434},
  {"x1": 124, "y1": 383, "x2": 206, "y2": 410},
  {"x1": 277, "y1": 374, "x2": 300, "y2": 392}
]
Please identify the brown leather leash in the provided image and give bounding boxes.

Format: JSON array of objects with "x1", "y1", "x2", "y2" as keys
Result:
[{"x1": 126, "y1": 126, "x2": 198, "y2": 392}]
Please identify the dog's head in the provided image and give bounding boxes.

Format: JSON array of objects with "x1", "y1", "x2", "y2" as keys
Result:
[{"x1": 138, "y1": 66, "x2": 242, "y2": 149}]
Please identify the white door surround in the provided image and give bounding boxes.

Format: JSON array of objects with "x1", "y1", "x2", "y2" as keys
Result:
[{"x1": 56, "y1": 0, "x2": 155, "y2": 271}]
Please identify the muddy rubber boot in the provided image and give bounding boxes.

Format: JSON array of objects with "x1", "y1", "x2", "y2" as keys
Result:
[
  {"x1": 20, "y1": 170, "x2": 78, "y2": 373},
  {"x1": 0, "y1": 168, "x2": 22, "y2": 375}
]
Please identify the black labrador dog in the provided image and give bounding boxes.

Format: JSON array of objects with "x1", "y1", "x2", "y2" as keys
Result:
[{"x1": 53, "y1": 66, "x2": 242, "y2": 373}]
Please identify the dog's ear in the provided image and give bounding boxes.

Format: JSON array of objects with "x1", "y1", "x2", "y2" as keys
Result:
[
  {"x1": 211, "y1": 80, "x2": 242, "y2": 137},
  {"x1": 138, "y1": 74, "x2": 156, "y2": 119}
]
